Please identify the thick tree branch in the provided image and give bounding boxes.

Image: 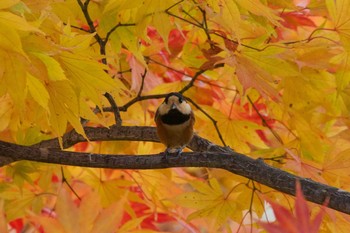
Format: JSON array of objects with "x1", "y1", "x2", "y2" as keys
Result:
[
  {"x1": 33, "y1": 126, "x2": 228, "y2": 153},
  {"x1": 0, "y1": 139, "x2": 349, "y2": 215}
]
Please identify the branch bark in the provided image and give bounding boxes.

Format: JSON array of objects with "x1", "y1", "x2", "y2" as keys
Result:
[
  {"x1": 33, "y1": 126, "x2": 226, "y2": 153},
  {"x1": 0, "y1": 126, "x2": 349, "y2": 215}
]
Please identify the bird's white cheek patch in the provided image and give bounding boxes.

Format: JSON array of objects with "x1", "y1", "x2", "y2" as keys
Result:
[
  {"x1": 158, "y1": 103, "x2": 170, "y2": 115},
  {"x1": 178, "y1": 103, "x2": 192, "y2": 115}
]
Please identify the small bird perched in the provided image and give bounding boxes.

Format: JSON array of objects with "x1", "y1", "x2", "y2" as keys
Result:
[{"x1": 155, "y1": 92, "x2": 195, "y2": 158}]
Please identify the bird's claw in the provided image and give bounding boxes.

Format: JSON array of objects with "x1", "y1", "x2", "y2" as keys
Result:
[{"x1": 163, "y1": 147, "x2": 183, "y2": 159}]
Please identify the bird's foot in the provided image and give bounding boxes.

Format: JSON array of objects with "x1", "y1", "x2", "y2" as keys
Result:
[{"x1": 163, "y1": 147, "x2": 184, "y2": 159}]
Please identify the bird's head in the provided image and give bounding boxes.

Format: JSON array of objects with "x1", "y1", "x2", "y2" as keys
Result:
[{"x1": 157, "y1": 92, "x2": 192, "y2": 116}]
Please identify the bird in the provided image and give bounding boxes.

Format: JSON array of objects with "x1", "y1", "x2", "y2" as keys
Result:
[{"x1": 155, "y1": 92, "x2": 195, "y2": 158}]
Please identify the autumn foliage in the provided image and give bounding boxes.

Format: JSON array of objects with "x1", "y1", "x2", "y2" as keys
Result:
[{"x1": 1, "y1": 0, "x2": 350, "y2": 232}]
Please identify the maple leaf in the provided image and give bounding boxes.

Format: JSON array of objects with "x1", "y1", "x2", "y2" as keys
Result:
[
  {"x1": 168, "y1": 29, "x2": 188, "y2": 57},
  {"x1": 326, "y1": 0, "x2": 350, "y2": 49},
  {"x1": 201, "y1": 106, "x2": 268, "y2": 153},
  {"x1": 175, "y1": 178, "x2": 238, "y2": 227},
  {"x1": 235, "y1": 0, "x2": 282, "y2": 26},
  {"x1": 259, "y1": 182, "x2": 326, "y2": 233},
  {"x1": 30, "y1": 189, "x2": 133, "y2": 233},
  {"x1": 226, "y1": 48, "x2": 299, "y2": 99},
  {"x1": 280, "y1": 11, "x2": 316, "y2": 31},
  {"x1": 127, "y1": 54, "x2": 162, "y2": 93}
]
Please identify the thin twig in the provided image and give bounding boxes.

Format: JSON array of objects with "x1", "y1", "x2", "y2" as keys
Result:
[
  {"x1": 147, "y1": 57, "x2": 236, "y2": 91},
  {"x1": 185, "y1": 97, "x2": 227, "y2": 146},
  {"x1": 61, "y1": 166, "x2": 81, "y2": 200},
  {"x1": 198, "y1": 6, "x2": 212, "y2": 44},
  {"x1": 105, "y1": 23, "x2": 136, "y2": 42},
  {"x1": 77, "y1": 0, "x2": 103, "y2": 45},
  {"x1": 179, "y1": 63, "x2": 224, "y2": 94},
  {"x1": 247, "y1": 96, "x2": 283, "y2": 144},
  {"x1": 63, "y1": 22, "x2": 89, "y2": 32},
  {"x1": 165, "y1": 0, "x2": 202, "y2": 28},
  {"x1": 137, "y1": 69, "x2": 148, "y2": 97},
  {"x1": 182, "y1": 8, "x2": 202, "y2": 26},
  {"x1": 117, "y1": 94, "x2": 167, "y2": 112}
]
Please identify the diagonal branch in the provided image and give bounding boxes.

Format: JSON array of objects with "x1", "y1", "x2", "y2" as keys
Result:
[
  {"x1": 0, "y1": 140, "x2": 349, "y2": 215},
  {"x1": 185, "y1": 98, "x2": 227, "y2": 146},
  {"x1": 179, "y1": 63, "x2": 224, "y2": 94}
]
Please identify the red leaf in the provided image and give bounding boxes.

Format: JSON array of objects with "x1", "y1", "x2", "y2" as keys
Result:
[
  {"x1": 168, "y1": 29, "x2": 188, "y2": 57},
  {"x1": 295, "y1": 181, "x2": 311, "y2": 232},
  {"x1": 51, "y1": 174, "x2": 59, "y2": 183},
  {"x1": 79, "y1": 20, "x2": 99, "y2": 31},
  {"x1": 281, "y1": 11, "x2": 316, "y2": 30},
  {"x1": 74, "y1": 142, "x2": 89, "y2": 152},
  {"x1": 259, "y1": 181, "x2": 325, "y2": 233},
  {"x1": 269, "y1": 201, "x2": 298, "y2": 232},
  {"x1": 9, "y1": 218, "x2": 23, "y2": 233}
]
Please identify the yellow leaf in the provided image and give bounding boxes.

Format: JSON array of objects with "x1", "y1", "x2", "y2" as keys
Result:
[
  {"x1": 59, "y1": 52, "x2": 124, "y2": 105},
  {"x1": 91, "y1": 199, "x2": 125, "y2": 233},
  {"x1": 0, "y1": 24, "x2": 25, "y2": 55},
  {"x1": 60, "y1": 23, "x2": 96, "y2": 51},
  {"x1": 230, "y1": 48, "x2": 299, "y2": 98},
  {"x1": 3, "y1": 189, "x2": 37, "y2": 220},
  {"x1": 0, "y1": 11, "x2": 41, "y2": 32},
  {"x1": 282, "y1": 69, "x2": 335, "y2": 111},
  {"x1": 204, "y1": 108, "x2": 267, "y2": 153},
  {"x1": 235, "y1": 0, "x2": 281, "y2": 26},
  {"x1": 26, "y1": 73, "x2": 49, "y2": 110},
  {"x1": 79, "y1": 97, "x2": 104, "y2": 125},
  {"x1": 103, "y1": 0, "x2": 143, "y2": 14},
  {"x1": 323, "y1": 149, "x2": 350, "y2": 176},
  {"x1": 152, "y1": 12, "x2": 171, "y2": 49},
  {"x1": 111, "y1": 27, "x2": 146, "y2": 66},
  {"x1": 326, "y1": 0, "x2": 350, "y2": 49},
  {"x1": 6, "y1": 161, "x2": 38, "y2": 187},
  {"x1": 147, "y1": 81, "x2": 185, "y2": 96},
  {"x1": 222, "y1": 0, "x2": 242, "y2": 33},
  {"x1": 47, "y1": 80, "x2": 87, "y2": 144},
  {"x1": 0, "y1": 95, "x2": 12, "y2": 132},
  {"x1": 190, "y1": 179, "x2": 221, "y2": 196},
  {"x1": 32, "y1": 52, "x2": 67, "y2": 81},
  {"x1": 82, "y1": 171, "x2": 126, "y2": 207},
  {"x1": 118, "y1": 216, "x2": 148, "y2": 233},
  {"x1": 0, "y1": 200, "x2": 7, "y2": 233},
  {"x1": 0, "y1": 50, "x2": 27, "y2": 108},
  {"x1": 175, "y1": 178, "x2": 236, "y2": 227},
  {"x1": 31, "y1": 216, "x2": 66, "y2": 233},
  {"x1": 79, "y1": 192, "x2": 101, "y2": 233},
  {"x1": 0, "y1": 0, "x2": 20, "y2": 9},
  {"x1": 290, "y1": 113, "x2": 328, "y2": 161},
  {"x1": 56, "y1": 189, "x2": 79, "y2": 233}
]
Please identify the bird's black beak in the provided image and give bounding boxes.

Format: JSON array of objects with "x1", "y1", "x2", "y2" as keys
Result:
[{"x1": 171, "y1": 103, "x2": 177, "y2": 110}]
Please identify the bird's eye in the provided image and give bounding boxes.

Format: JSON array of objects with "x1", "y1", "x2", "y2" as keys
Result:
[{"x1": 178, "y1": 98, "x2": 183, "y2": 103}]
